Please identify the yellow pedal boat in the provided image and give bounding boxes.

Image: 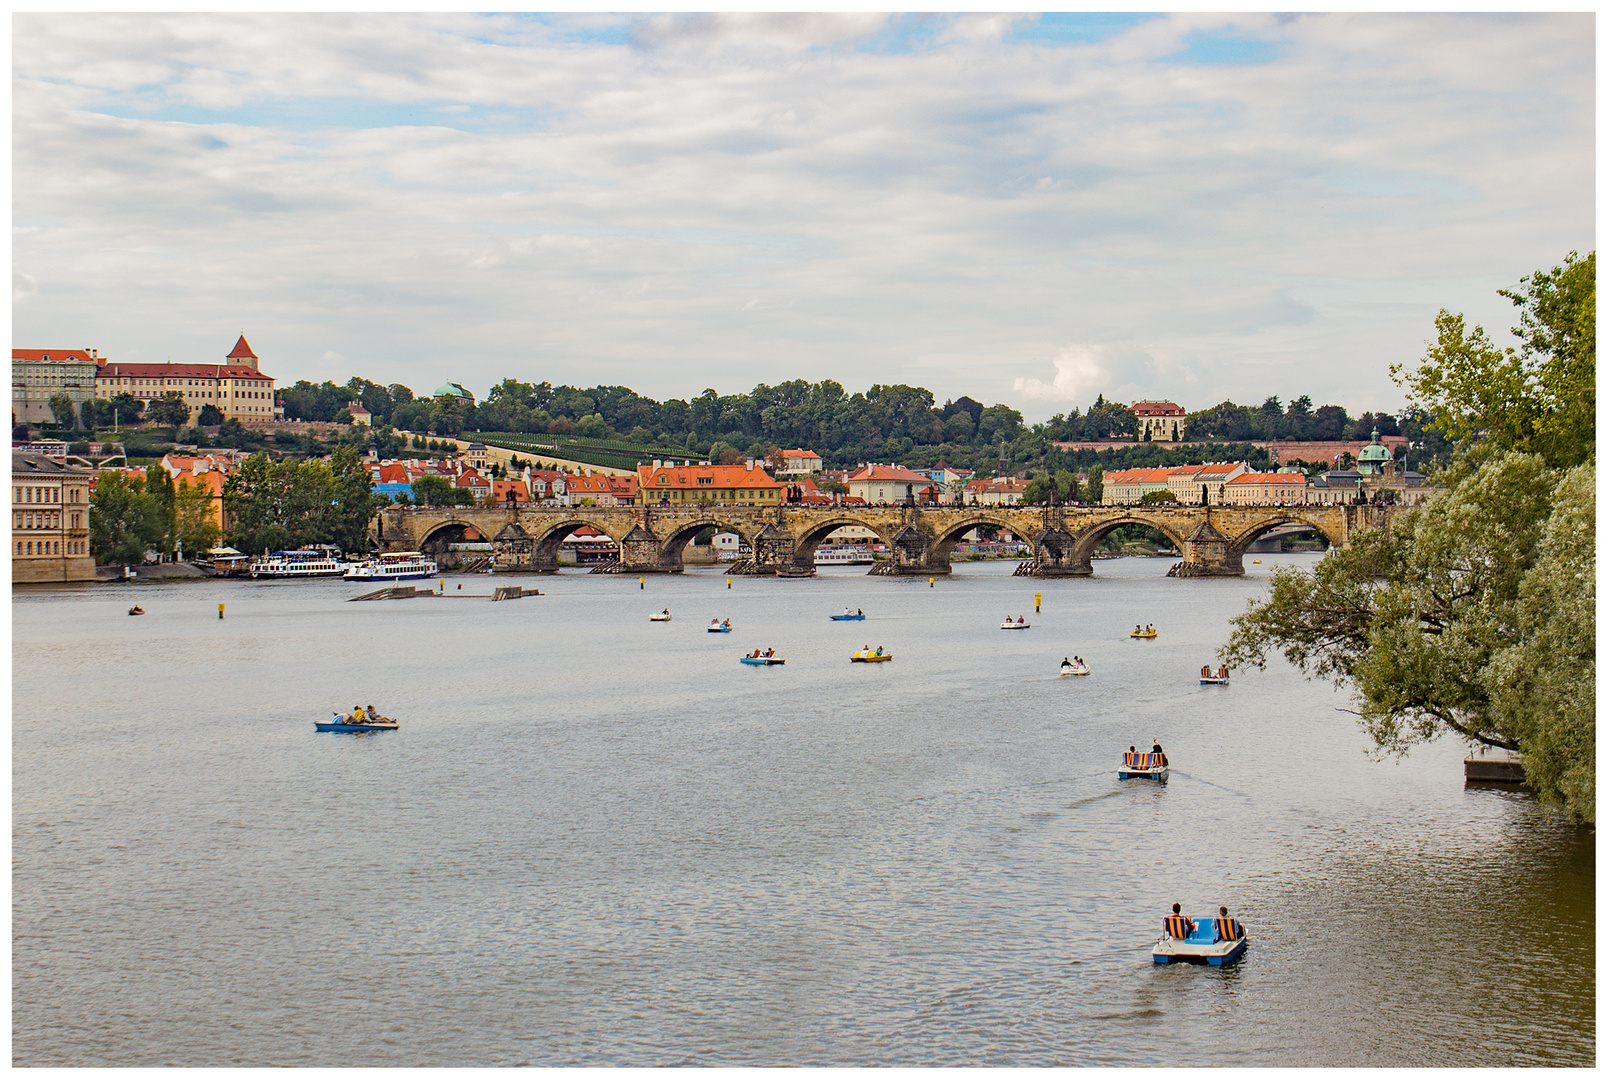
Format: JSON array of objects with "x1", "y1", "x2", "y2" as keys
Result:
[
  {"x1": 1131, "y1": 629, "x2": 1158, "y2": 639},
  {"x1": 851, "y1": 649, "x2": 892, "y2": 662}
]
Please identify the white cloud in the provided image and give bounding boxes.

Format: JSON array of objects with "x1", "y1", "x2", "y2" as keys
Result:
[
  {"x1": 9, "y1": 13, "x2": 1593, "y2": 420},
  {"x1": 13, "y1": 271, "x2": 38, "y2": 305}
]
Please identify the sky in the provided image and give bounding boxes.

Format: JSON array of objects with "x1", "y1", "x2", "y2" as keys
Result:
[{"x1": 11, "y1": 12, "x2": 1596, "y2": 422}]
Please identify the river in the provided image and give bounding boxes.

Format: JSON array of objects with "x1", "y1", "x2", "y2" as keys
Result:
[{"x1": 11, "y1": 556, "x2": 1594, "y2": 1066}]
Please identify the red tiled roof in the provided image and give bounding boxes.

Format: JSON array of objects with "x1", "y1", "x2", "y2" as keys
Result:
[
  {"x1": 97, "y1": 362, "x2": 271, "y2": 381},
  {"x1": 783, "y1": 449, "x2": 821, "y2": 458},
  {"x1": 846, "y1": 463, "x2": 931, "y2": 484},
  {"x1": 1227, "y1": 472, "x2": 1307, "y2": 485},
  {"x1": 1130, "y1": 400, "x2": 1185, "y2": 417},
  {"x1": 13, "y1": 349, "x2": 96, "y2": 364},
  {"x1": 636, "y1": 464, "x2": 783, "y2": 489},
  {"x1": 227, "y1": 335, "x2": 257, "y2": 360},
  {"x1": 1104, "y1": 467, "x2": 1177, "y2": 484}
]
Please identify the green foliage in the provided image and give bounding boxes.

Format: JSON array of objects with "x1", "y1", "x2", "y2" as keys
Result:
[
  {"x1": 1084, "y1": 465, "x2": 1103, "y2": 505},
  {"x1": 223, "y1": 446, "x2": 380, "y2": 554},
  {"x1": 1224, "y1": 255, "x2": 1595, "y2": 822},
  {"x1": 1138, "y1": 489, "x2": 1179, "y2": 505},
  {"x1": 1394, "y1": 251, "x2": 1594, "y2": 469},
  {"x1": 1023, "y1": 469, "x2": 1080, "y2": 505},
  {"x1": 409, "y1": 474, "x2": 475, "y2": 507},
  {"x1": 146, "y1": 391, "x2": 191, "y2": 428},
  {"x1": 89, "y1": 473, "x2": 166, "y2": 564},
  {"x1": 47, "y1": 393, "x2": 77, "y2": 429}
]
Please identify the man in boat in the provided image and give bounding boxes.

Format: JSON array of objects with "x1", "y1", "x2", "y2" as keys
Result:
[
  {"x1": 1217, "y1": 665, "x2": 1228, "y2": 679},
  {"x1": 662, "y1": 608, "x2": 670, "y2": 616},
  {"x1": 1202, "y1": 664, "x2": 1211, "y2": 677},
  {"x1": 1135, "y1": 624, "x2": 1142, "y2": 634},
  {"x1": 1152, "y1": 741, "x2": 1167, "y2": 766},
  {"x1": 1063, "y1": 657, "x2": 1072, "y2": 668},
  {"x1": 1218, "y1": 906, "x2": 1244, "y2": 940},
  {"x1": 1168, "y1": 902, "x2": 1196, "y2": 937},
  {"x1": 365, "y1": 704, "x2": 387, "y2": 724}
]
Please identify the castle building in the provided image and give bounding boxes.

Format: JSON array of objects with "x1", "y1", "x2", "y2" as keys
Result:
[
  {"x1": 1130, "y1": 400, "x2": 1186, "y2": 441},
  {"x1": 94, "y1": 335, "x2": 280, "y2": 422},
  {"x1": 12, "y1": 348, "x2": 101, "y2": 426}
]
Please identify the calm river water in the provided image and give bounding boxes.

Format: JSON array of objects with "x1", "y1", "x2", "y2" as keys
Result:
[{"x1": 12, "y1": 556, "x2": 1594, "y2": 1066}]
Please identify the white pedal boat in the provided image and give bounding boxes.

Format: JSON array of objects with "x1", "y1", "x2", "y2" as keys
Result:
[
  {"x1": 1118, "y1": 750, "x2": 1168, "y2": 782},
  {"x1": 650, "y1": 611, "x2": 672, "y2": 622},
  {"x1": 1060, "y1": 662, "x2": 1089, "y2": 677},
  {"x1": 1153, "y1": 914, "x2": 1247, "y2": 966}
]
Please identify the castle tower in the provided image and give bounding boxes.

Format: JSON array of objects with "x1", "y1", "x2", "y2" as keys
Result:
[{"x1": 226, "y1": 334, "x2": 258, "y2": 372}]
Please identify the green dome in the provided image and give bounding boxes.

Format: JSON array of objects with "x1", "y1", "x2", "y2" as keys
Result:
[
  {"x1": 433, "y1": 382, "x2": 474, "y2": 401},
  {"x1": 1357, "y1": 428, "x2": 1390, "y2": 474}
]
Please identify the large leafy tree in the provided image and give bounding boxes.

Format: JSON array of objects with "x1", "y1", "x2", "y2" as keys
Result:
[
  {"x1": 89, "y1": 473, "x2": 167, "y2": 565},
  {"x1": 223, "y1": 446, "x2": 380, "y2": 554},
  {"x1": 1225, "y1": 254, "x2": 1595, "y2": 823}
]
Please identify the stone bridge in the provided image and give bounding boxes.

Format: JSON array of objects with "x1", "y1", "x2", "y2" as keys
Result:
[{"x1": 372, "y1": 503, "x2": 1398, "y2": 578}]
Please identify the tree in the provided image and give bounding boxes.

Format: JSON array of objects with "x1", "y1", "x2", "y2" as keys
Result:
[
  {"x1": 47, "y1": 393, "x2": 76, "y2": 429},
  {"x1": 1393, "y1": 250, "x2": 1594, "y2": 469},
  {"x1": 1227, "y1": 255, "x2": 1595, "y2": 823},
  {"x1": 409, "y1": 475, "x2": 460, "y2": 507},
  {"x1": 223, "y1": 447, "x2": 381, "y2": 554},
  {"x1": 147, "y1": 391, "x2": 191, "y2": 428},
  {"x1": 1084, "y1": 465, "x2": 1103, "y2": 505},
  {"x1": 1139, "y1": 489, "x2": 1179, "y2": 505},
  {"x1": 173, "y1": 478, "x2": 221, "y2": 555},
  {"x1": 89, "y1": 473, "x2": 166, "y2": 564},
  {"x1": 198, "y1": 404, "x2": 224, "y2": 426}
]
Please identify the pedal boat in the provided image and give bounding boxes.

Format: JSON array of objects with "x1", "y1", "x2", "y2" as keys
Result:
[
  {"x1": 128, "y1": 606, "x2": 145, "y2": 616},
  {"x1": 707, "y1": 621, "x2": 733, "y2": 633},
  {"x1": 1118, "y1": 750, "x2": 1168, "y2": 782},
  {"x1": 650, "y1": 612, "x2": 672, "y2": 622},
  {"x1": 740, "y1": 654, "x2": 785, "y2": 665},
  {"x1": 1060, "y1": 662, "x2": 1089, "y2": 677},
  {"x1": 316, "y1": 713, "x2": 399, "y2": 733},
  {"x1": 1153, "y1": 915, "x2": 1247, "y2": 966},
  {"x1": 1131, "y1": 629, "x2": 1158, "y2": 639},
  {"x1": 851, "y1": 649, "x2": 891, "y2": 662},
  {"x1": 1001, "y1": 620, "x2": 1030, "y2": 630},
  {"x1": 831, "y1": 612, "x2": 866, "y2": 621},
  {"x1": 1199, "y1": 675, "x2": 1229, "y2": 685}
]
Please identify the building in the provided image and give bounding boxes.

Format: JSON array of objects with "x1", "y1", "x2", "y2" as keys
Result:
[
  {"x1": 13, "y1": 348, "x2": 101, "y2": 427},
  {"x1": 1355, "y1": 428, "x2": 1393, "y2": 477},
  {"x1": 13, "y1": 452, "x2": 95, "y2": 582},
  {"x1": 1102, "y1": 467, "x2": 1178, "y2": 505},
  {"x1": 637, "y1": 462, "x2": 784, "y2": 505},
  {"x1": 159, "y1": 452, "x2": 239, "y2": 531},
  {"x1": 1222, "y1": 471, "x2": 1311, "y2": 505},
  {"x1": 779, "y1": 449, "x2": 822, "y2": 474},
  {"x1": 846, "y1": 463, "x2": 932, "y2": 505},
  {"x1": 460, "y1": 442, "x2": 488, "y2": 469},
  {"x1": 433, "y1": 382, "x2": 475, "y2": 404},
  {"x1": 962, "y1": 477, "x2": 1028, "y2": 506},
  {"x1": 1166, "y1": 462, "x2": 1248, "y2": 505},
  {"x1": 94, "y1": 335, "x2": 279, "y2": 422},
  {"x1": 1131, "y1": 400, "x2": 1187, "y2": 442},
  {"x1": 1263, "y1": 435, "x2": 1408, "y2": 468},
  {"x1": 346, "y1": 403, "x2": 372, "y2": 426},
  {"x1": 454, "y1": 468, "x2": 492, "y2": 501}
]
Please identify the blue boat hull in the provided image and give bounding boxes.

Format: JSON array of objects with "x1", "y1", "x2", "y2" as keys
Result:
[
  {"x1": 707, "y1": 627, "x2": 732, "y2": 633},
  {"x1": 830, "y1": 614, "x2": 865, "y2": 621},
  {"x1": 315, "y1": 722, "x2": 398, "y2": 732},
  {"x1": 739, "y1": 657, "x2": 784, "y2": 665},
  {"x1": 1154, "y1": 938, "x2": 1247, "y2": 966}
]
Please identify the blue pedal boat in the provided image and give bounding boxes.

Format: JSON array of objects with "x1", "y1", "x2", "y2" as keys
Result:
[
  {"x1": 739, "y1": 655, "x2": 785, "y2": 666},
  {"x1": 316, "y1": 715, "x2": 399, "y2": 733},
  {"x1": 1118, "y1": 750, "x2": 1168, "y2": 782},
  {"x1": 1153, "y1": 914, "x2": 1247, "y2": 965},
  {"x1": 707, "y1": 621, "x2": 733, "y2": 633},
  {"x1": 830, "y1": 613, "x2": 866, "y2": 621}
]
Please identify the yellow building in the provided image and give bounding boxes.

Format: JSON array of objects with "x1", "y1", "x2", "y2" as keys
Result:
[
  {"x1": 12, "y1": 452, "x2": 95, "y2": 583},
  {"x1": 95, "y1": 335, "x2": 279, "y2": 422}
]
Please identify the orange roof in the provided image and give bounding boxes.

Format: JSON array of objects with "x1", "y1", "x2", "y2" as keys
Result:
[
  {"x1": 13, "y1": 349, "x2": 96, "y2": 364},
  {"x1": 490, "y1": 480, "x2": 530, "y2": 502},
  {"x1": 227, "y1": 335, "x2": 257, "y2": 360},
  {"x1": 563, "y1": 473, "x2": 614, "y2": 495},
  {"x1": 783, "y1": 449, "x2": 821, "y2": 458},
  {"x1": 1104, "y1": 467, "x2": 1176, "y2": 484},
  {"x1": 846, "y1": 463, "x2": 931, "y2": 484},
  {"x1": 636, "y1": 464, "x2": 783, "y2": 490}
]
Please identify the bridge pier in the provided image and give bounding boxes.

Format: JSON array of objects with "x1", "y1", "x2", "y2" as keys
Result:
[
  {"x1": 1032, "y1": 526, "x2": 1091, "y2": 577},
  {"x1": 1172, "y1": 517, "x2": 1244, "y2": 577}
]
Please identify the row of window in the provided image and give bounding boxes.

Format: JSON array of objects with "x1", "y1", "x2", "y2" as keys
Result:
[
  {"x1": 15, "y1": 486, "x2": 80, "y2": 504},
  {"x1": 16, "y1": 511, "x2": 80, "y2": 530},
  {"x1": 18, "y1": 540, "x2": 82, "y2": 556}
]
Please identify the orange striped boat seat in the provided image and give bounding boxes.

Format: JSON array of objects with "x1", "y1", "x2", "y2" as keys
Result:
[
  {"x1": 1124, "y1": 752, "x2": 1162, "y2": 769},
  {"x1": 1215, "y1": 918, "x2": 1242, "y2": 941},
  {"x1": 1164, "y1": 915, "x2": 1192, "y2": 939}
]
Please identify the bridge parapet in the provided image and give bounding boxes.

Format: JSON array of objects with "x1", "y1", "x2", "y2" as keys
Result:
[{"x1": 370, "y1": 501, "x2": 1401, "y2": 578}]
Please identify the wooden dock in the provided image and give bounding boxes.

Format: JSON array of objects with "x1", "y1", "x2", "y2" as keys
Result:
[{"x1": 349, "y1": 584, "x2": 540, "y2": 602}]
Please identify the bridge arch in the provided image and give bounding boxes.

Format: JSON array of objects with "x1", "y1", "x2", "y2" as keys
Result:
[
  {"x1": 1225, "y1": 513, "x2": 1342, "y2": 553},
  {"x1": 655, "y1": 515, "x2": 762, "y2": 564},
  {"x1": 1070, "y1": 513, "x2": 1192, "y2": 563},
  {"x1": 525, "y1": 517, "x2": 628, "y2": 564},
  {"x1": 789, "y1": 515, "x2": 897, "y2": 563},
  {"x1": 927, "y1": 511, "x2": 1042, "y2": 560},
  {"x1": 417, "y1": 516, "x2": 490, "y2": 555}
]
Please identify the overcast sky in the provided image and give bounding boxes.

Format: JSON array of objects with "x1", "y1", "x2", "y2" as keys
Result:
[{"x1": 12, "y1": 12, "x2": 1595, "y2": 421}]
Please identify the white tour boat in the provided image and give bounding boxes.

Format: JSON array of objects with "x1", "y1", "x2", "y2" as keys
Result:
[
  {"x1": 249, "y1": 550, "x2": 348, "y2": 579},
  {"x1": 343, "y1": 551, "x2": 439, "y2": 581},
  {"x1": 814, "y1": 544, "x2": 875, "y2": 566}
]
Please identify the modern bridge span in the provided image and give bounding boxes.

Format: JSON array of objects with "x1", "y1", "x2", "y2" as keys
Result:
[{"x1": 372, "y1": 502, "x2": 1399, "y2": 578}]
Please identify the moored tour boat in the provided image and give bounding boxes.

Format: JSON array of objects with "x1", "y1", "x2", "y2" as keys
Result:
[
  {"x1": 815, "y1": 544, "x2": 874, "y2": 565},
  {"x1": 1153, "y1": 913, "x2": 1248, "y2": 966},
  {"x1": 250, "y1": 550, "x2": 346, "y2": 579},
  {"x1": 344, "y1": 551, "x2": 438, "y2": 581}
]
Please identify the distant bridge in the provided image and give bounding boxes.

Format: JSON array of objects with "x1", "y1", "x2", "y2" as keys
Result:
[{"x1": 372, "y1": 503, "x2": 1399, "y2": 578}]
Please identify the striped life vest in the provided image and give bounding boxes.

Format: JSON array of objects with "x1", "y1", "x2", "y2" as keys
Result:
[{"x1": 1164, "y1": 914, "x2": 1193, "y2": 939}]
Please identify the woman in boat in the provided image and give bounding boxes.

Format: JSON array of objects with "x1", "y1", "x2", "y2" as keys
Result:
[
  {"x1": 1217, "y1": 665, "x2": 1228, "y2": 679},
  {"x1": 1135, "y1": 624, "x2": 1142, "y2": 634},
  {"x1": 1152, "y1": 741, "x2": 1167, "y2": 766}
]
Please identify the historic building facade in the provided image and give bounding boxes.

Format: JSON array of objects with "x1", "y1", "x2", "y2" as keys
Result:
[
  {"x1": 12, "y1": 452, "x2": 95, "y2": 583},
  {"x1": 94, "y1": 335, "x2": 279, "y2": 422},
  {"x1": 12, "y1": 348, "x2": 101, "y2": 426}
]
